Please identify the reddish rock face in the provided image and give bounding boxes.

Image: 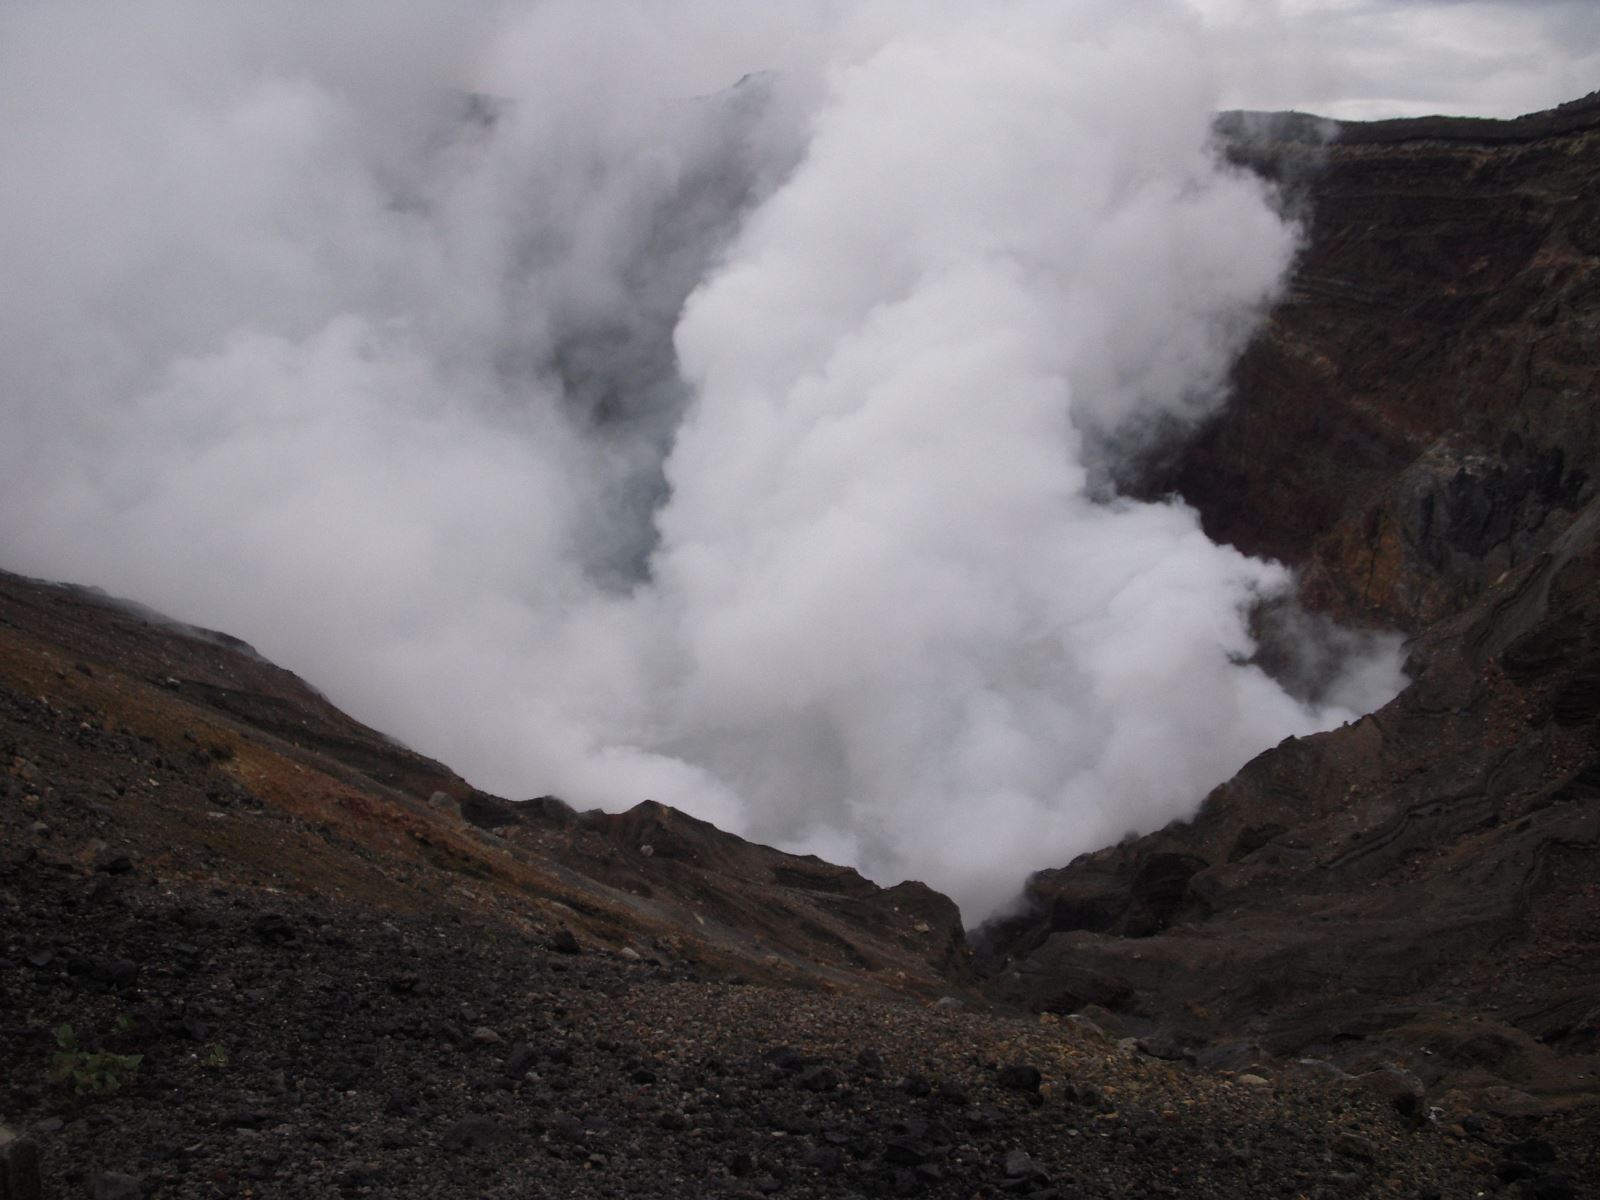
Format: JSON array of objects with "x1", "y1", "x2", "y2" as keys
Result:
[
  {"x1": 1141, "y1": 97, "x2": 1600, "y2": 634},
  {"x1": 985, "y1": 98, "x2": 1600, "y2": 1106}
]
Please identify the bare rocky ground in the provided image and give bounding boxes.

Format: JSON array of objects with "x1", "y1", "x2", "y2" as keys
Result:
[
  {"x1": 1, "y1": 566, "x2": 1595, "y2": 1197},
  {"x1": 3, "y1": 840, "x2": 1566, "y2": 1200}
]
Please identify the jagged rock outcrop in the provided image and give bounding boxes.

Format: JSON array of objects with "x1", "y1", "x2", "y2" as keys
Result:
[
  {"x1": 545, "y1": 799, "x2": 968, "y2": 980},
  {"x1": 986, "y1": 101, "x2": 1600, "y2": 1107}
]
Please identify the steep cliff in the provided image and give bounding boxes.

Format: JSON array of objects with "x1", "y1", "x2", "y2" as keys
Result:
[
  {"x1": 985, "y1": 97, "x2": 1600, "y2": 1109},
  {"x1": 1146, "y1": 92, "x2": 1600, "y2": 633}
]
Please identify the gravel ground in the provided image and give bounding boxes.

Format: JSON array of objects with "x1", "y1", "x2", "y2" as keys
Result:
[
  {"x1": 4, "y1": 845, "x2": 1594, "y2": 1200},
  {"x1": 2, "y1": 582, "x2": 1595, "y2": 1199}
]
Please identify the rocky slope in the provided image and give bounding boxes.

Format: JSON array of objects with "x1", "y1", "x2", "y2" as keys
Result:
[
  {"x1": 11, "y1": 575, "x2": 1589, "y2": 1198},
  {"x1": 0, "y1": 569, "x2": 964, "y2": 1004},
  {"x1": 982, "y1": 97, "x2": 1600, "y2": 1115},
  {"x1": 1, "y1": 843, "x2": 1542, "y2": 1200}
]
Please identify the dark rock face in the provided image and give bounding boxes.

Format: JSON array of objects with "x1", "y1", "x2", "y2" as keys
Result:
[
  {"x1": 1142, "y1": 95, "x2": 1600, "y2": 634},
  {"x1": 982, "y1": 498, "x2": 1600, "y2": 1105},
  {"x1": 986, "y1": 98, "x2": 1600, "y2": 1106}
]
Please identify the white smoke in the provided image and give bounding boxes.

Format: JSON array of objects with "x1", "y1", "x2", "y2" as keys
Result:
[{"x1": 0, "y1": 0, "x2": 1404, "y2": 918}]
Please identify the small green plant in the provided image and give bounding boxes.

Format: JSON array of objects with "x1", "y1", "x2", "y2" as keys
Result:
[
  {"x1": 200, "y1": 1043, "x2": 228, "y2": 1069},
  {"x1": 49, "y1": 1024, "x2": 142, "y2": 1096}
]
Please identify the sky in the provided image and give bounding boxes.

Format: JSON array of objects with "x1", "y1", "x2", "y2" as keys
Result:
[
  {"x1": 1197, "y1": 0, "x2": 1597, "y2": 119},
  {"x1": 0, "y1": 0, "x2": 1584, "y2": 918}
]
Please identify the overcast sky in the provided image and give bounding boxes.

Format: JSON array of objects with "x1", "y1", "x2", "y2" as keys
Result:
[{"x1": 1196, "y1": 0, "x2": 1597, "y2": 119}]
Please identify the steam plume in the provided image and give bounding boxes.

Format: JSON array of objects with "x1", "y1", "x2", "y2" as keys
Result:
[{"x1": 0, "y1": 0, "x2": 1404, "y2": 917}]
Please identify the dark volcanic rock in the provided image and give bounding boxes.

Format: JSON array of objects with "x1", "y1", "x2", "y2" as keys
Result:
[
  {"x1": 90, "y1": 1174, "x2": 142, "y2": 1200},
  {"x1": 503, "y1": 1042, "x2": 538, "y2": 1080},
  {"x1": 983, "y1": 97, "x2": 1600, "y2": 1111},
  {"x1": 982, "y1": 498, "x2": 1600, "y2": 1104},
  {"x1": 532, "y1": 798, "x2": 972, "y2": 986},
  {"x1": 549, "y1": 928, "x2": 583, "y2": 955},
  {"x1": 441, "y1": 1116, "x2": 506, "y2": 1153},
  {"x1": 458, "y1": 791, "x2": 523, "y2": 830},
  {"x1": 1145, "y1": 99, "x2": 1600, "y2": 634},
  {"x1": 997, "y1": 1064, "x2": 1043, "y2": 1093},
  {"x1": 252, "y1": 912, "x2": 296, "y2": 944}
]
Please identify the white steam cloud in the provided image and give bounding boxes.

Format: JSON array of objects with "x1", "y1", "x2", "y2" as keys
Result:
[{"x1": 0, "y1": 0, "x2": 1404, "y2": 918}]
